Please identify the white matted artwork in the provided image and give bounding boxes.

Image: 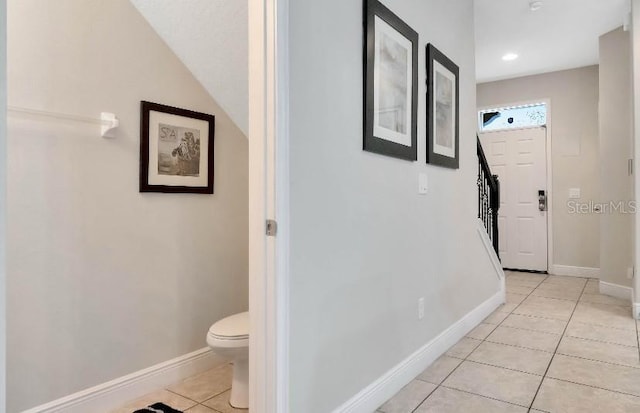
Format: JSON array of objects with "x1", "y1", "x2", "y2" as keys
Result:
[
  {"x1": 426, "y1": 43, "x2": 459, "y2": 169},
  {"x1": 148, "y1": 113, "x2": 208, "y2": 187},
  {"x1": 373, "y1": 16, "x2": 412, "y2": 147},
  {"x1": 140, "y1": 101, "x2": 215, "y2": 193},
  {"x1": 433, "y1": 61, "x2": 456, "y2": 158},
  {"x1": 364, "y1": 0, "x2": 418, "y2": 161}
]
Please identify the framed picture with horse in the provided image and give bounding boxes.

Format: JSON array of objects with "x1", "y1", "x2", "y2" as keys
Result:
[{"x1": 139, "y1": 101, "x2": 215, "y2": 194}]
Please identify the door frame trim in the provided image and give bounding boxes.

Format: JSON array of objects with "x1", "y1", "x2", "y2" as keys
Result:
[
  {"x1": 0, "y1": 0, "x2": 6, "y2": 407},
  {"x1": 631, "y1": 0, "x2": 640, "y2": 315},
  {"x1": 478, "y1": 98, "x2": 553, "y2": 272},
  {"x1": 248, "y1": 0, "x2": 290, "y2": 411}
]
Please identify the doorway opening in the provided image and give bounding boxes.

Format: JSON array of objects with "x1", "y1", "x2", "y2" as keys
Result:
[{"x1": 479, "y1": 101, "x2": 551, "y2": 272}]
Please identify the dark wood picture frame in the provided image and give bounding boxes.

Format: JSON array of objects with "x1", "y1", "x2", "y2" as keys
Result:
[
  {"x1": 363, "y1": 0, "x2": 418, "y2": 161},
  {"x1": 140, "y1": 101, "x2": 215, "y2": 194},
  {"x1": 426, "y1": 43, "x2": 459, "y2": 169}
]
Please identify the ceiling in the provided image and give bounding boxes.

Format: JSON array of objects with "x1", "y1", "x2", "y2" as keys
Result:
[
  {"x1": 131, "y1": 0, "x2": 630, "y2": 128},
  {"x1": 130, "y1": 0, "x2": 248, "y2": 135},
  {"x1": 475, "y1": 0, "x2": 630, "y2": 83}
]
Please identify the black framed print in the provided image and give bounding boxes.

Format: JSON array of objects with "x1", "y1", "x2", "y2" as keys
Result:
[
  {"x1": 140, "y1": 101, "x2": 215, "y2": 194},
  {"x1": 426, "y1": 43, "x2": 459, "y2": 169},
  {"x1": 364, "y1": 0, "x2": 418, "y2": 161}
]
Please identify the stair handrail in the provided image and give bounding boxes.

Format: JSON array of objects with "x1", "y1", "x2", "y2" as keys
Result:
[{"x1": 477, "y1": 136, "x2": 500, "y2": 259}]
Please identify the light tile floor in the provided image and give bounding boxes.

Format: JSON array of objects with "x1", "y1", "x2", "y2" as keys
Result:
[
  {"x1": 112, "y1": 363, "x2": 247, "y2": 413},
  {"x1": 377, "y1": 271, "x2": 640, "y2": 413}
]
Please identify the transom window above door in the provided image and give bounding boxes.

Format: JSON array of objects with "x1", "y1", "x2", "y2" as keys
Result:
[{"x1": 478, "y1": 102, "x2": 547, "y2": 132}]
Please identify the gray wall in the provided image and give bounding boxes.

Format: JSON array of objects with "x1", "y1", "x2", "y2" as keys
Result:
[
  {"x1": 288, "y1": 0, "x2": 499, "y2": 411},
  {"x1": 0, "y1": 0, "x2": 6, "y2": 411},
  {"x1": 599, "y1": 27, "x2": 634, "y2": 288},
  {"x1": 7, "y1": 1, "x2": 248, "y2": 410},
  {"x1": 477, "y1": 66, "x2": 601, "y2": 270}
]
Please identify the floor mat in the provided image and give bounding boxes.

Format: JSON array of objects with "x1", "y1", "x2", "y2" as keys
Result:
[{"x1": 133, "y1": 402, "x2": 183, "y2": 413}]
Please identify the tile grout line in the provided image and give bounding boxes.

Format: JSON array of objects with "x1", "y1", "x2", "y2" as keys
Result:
[
  {"x1": 524, "y1": 290, "x2": 585, "y2": 302},
  {"x1": 190, "y1": 403, "x2": 225, "y2": 413},
  {"x1": 507, "y1": 274, "x2": 549, "y2": 315},
  {"x1": 437, "y1": 384, "x2": 540, "y2": 410},
  {"x1": 491, "y1": 272, "x2": 551, "y2": 413},
  {"x1": 483, "y1": 325, "x2": 637, "y2": 352},
  {"x1": 408, "y1": 275, "x2": 640, "y2": 413},
  {"x1": 452, "y1": 341, "x2": 640, "y2": 376},
  {"x1": 164, "y1": 384, "x2": 237, "y2": 413},
  {"x1": 562, "y1": 333, "x2": 639, "y2": 348},
  {"x1": 551, "y1": 351, "x2": 640, "y2": 370},
  {"x1": 564, "y1": 321, "x2": 637, "y2": 331},
  {"x1": 540, "y1": 375, "x2": 640, "y2": 400},
  {"x1": 492, "y1": 323, "x2": 565, "y2": 336},
  {"x1": 467, "y1": 338, "x2": 556, "y2": 354},
  {"x1": 500, "y1": 311, "x2": 577, "y2": 324},
  {"x1": 407, "y1": 384, "x2": 438, "y2": 413},
  {"x1": 165, "y1": 388, "x2": 201, "y2": 404},
  {"x1": 462, "y1": 272, "x2": 547, "y2": 412},
  {"x1": 408, "y1": 291, "x2": 516, "y2": 412},
  {"x1": 507, "y1": 273, "x2": 559, "y2": 413},
  {"x1": 450, "y1": 358, "x2": 545, "y2": 377},
  {"x1": 410, "y1": 271, "x2": 547, "y2": 412},
  {"x1": 526, "y1": 275, "x2": 589, "y2": 412},
  {"x1": 164, "y1": 387, "x2": 231, "y2": 406}
]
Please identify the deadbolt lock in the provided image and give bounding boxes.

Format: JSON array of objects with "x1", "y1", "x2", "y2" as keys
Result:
[{"x1": 538, "y1": 190, "x2": 547, "y2": 211}]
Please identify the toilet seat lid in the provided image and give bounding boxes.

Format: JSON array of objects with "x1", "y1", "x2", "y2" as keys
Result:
[{"x1": 209, "y1": 311, "x2": 249, "y2": 339}]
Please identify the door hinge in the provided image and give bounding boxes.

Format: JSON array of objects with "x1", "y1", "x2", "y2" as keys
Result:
[{"x1": 266, "y1": 219, "x2": 278, "y2": 237}]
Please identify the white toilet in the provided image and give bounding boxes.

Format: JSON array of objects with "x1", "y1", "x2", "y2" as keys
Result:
[{"x1": 206, "y1": 311, "x2": 249, "y2": 409}]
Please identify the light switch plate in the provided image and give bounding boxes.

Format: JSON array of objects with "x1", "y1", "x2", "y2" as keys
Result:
[
  {"x1": 569, "y1": 188, "x2": 581, "y2": 199},
  {"x1": 418, "y1": 173, "x2": 428, "y2": 194}
]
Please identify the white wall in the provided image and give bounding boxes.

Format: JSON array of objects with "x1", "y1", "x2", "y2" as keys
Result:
[
  {"x1": 599, "y1": 27, "x2": 634, "y2": 288},
  {"x1": 7, "y1": 1, "x2": 248, "y2": 411},
  {"x1": 0, "y1": 0, "x2": 6, "y2": 411},
  {"x1": 288, "y1": 0, "x2": 498, "y2": 411},
  {"x1": 477, "y1": 66, "x2": 601, "y2": 271}
]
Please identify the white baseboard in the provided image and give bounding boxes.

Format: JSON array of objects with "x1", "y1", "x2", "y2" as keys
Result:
[
  {"x1": 633, "y1": 302, "x2": 640, "y2": 320},
  {"x1": 22, "y1": 348, "x2": 224, "y2": 413},
  {"x1": 476, "y1": 219, "x2": 505, "y2": 280},
  {"x1": 599, "y1": 281, "x2": 633, "y2": 303},
  {"x1": 549, "y1": 265, "x2": 600, "y2": 278},
  {"x1": 333, "y1": 287, "x2": 505, "y2": 412}
]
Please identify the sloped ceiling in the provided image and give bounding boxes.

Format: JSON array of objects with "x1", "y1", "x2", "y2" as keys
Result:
[
  {"x1": 475, "y1": 0, "x2": 629, "y2": 83},
  {"x1": 133, "y1": 1, "x2": 629, "y2": 122},
  {"x1": 130, "y1": 0, "x2": 248, "y2": 135}
]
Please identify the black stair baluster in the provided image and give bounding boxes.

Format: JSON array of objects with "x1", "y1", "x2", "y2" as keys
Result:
[{"x1": 477, "y1": 136, "x2": 500, "y2": 260}]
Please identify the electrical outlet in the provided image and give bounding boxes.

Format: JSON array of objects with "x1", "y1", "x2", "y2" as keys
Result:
[{"x1": 418, "y1": 297, "x2": 425, "y2": 320}]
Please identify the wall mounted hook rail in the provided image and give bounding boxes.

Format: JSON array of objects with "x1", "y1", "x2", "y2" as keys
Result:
[
  {"x1": 100, "y1": 112, "x2": 119, "y2": 138},
  {"x1": 8, "y1": 106, "x2": 120, "y2": 138}
]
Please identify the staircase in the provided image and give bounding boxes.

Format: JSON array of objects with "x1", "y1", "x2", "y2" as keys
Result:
[{"x1": 477, "y1": 136, "x2": 500, "y2": 259}]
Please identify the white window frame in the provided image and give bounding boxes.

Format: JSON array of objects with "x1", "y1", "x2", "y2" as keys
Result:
[{"x1": 478, "y1": 102, "x2": 547, "y2": 133}]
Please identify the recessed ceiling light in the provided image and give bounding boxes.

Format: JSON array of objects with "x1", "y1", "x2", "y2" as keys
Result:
[
  {"x1": 502, "y1": 53, "x2": 519, "y2": 61},
  {"x1": 529, "y1": 1, "x2": 543, "y2": 11}
]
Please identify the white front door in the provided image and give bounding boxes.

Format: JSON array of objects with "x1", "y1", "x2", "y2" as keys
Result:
[{"x1": 480, "y1": 127, "x2": 548, "y2": 271}]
